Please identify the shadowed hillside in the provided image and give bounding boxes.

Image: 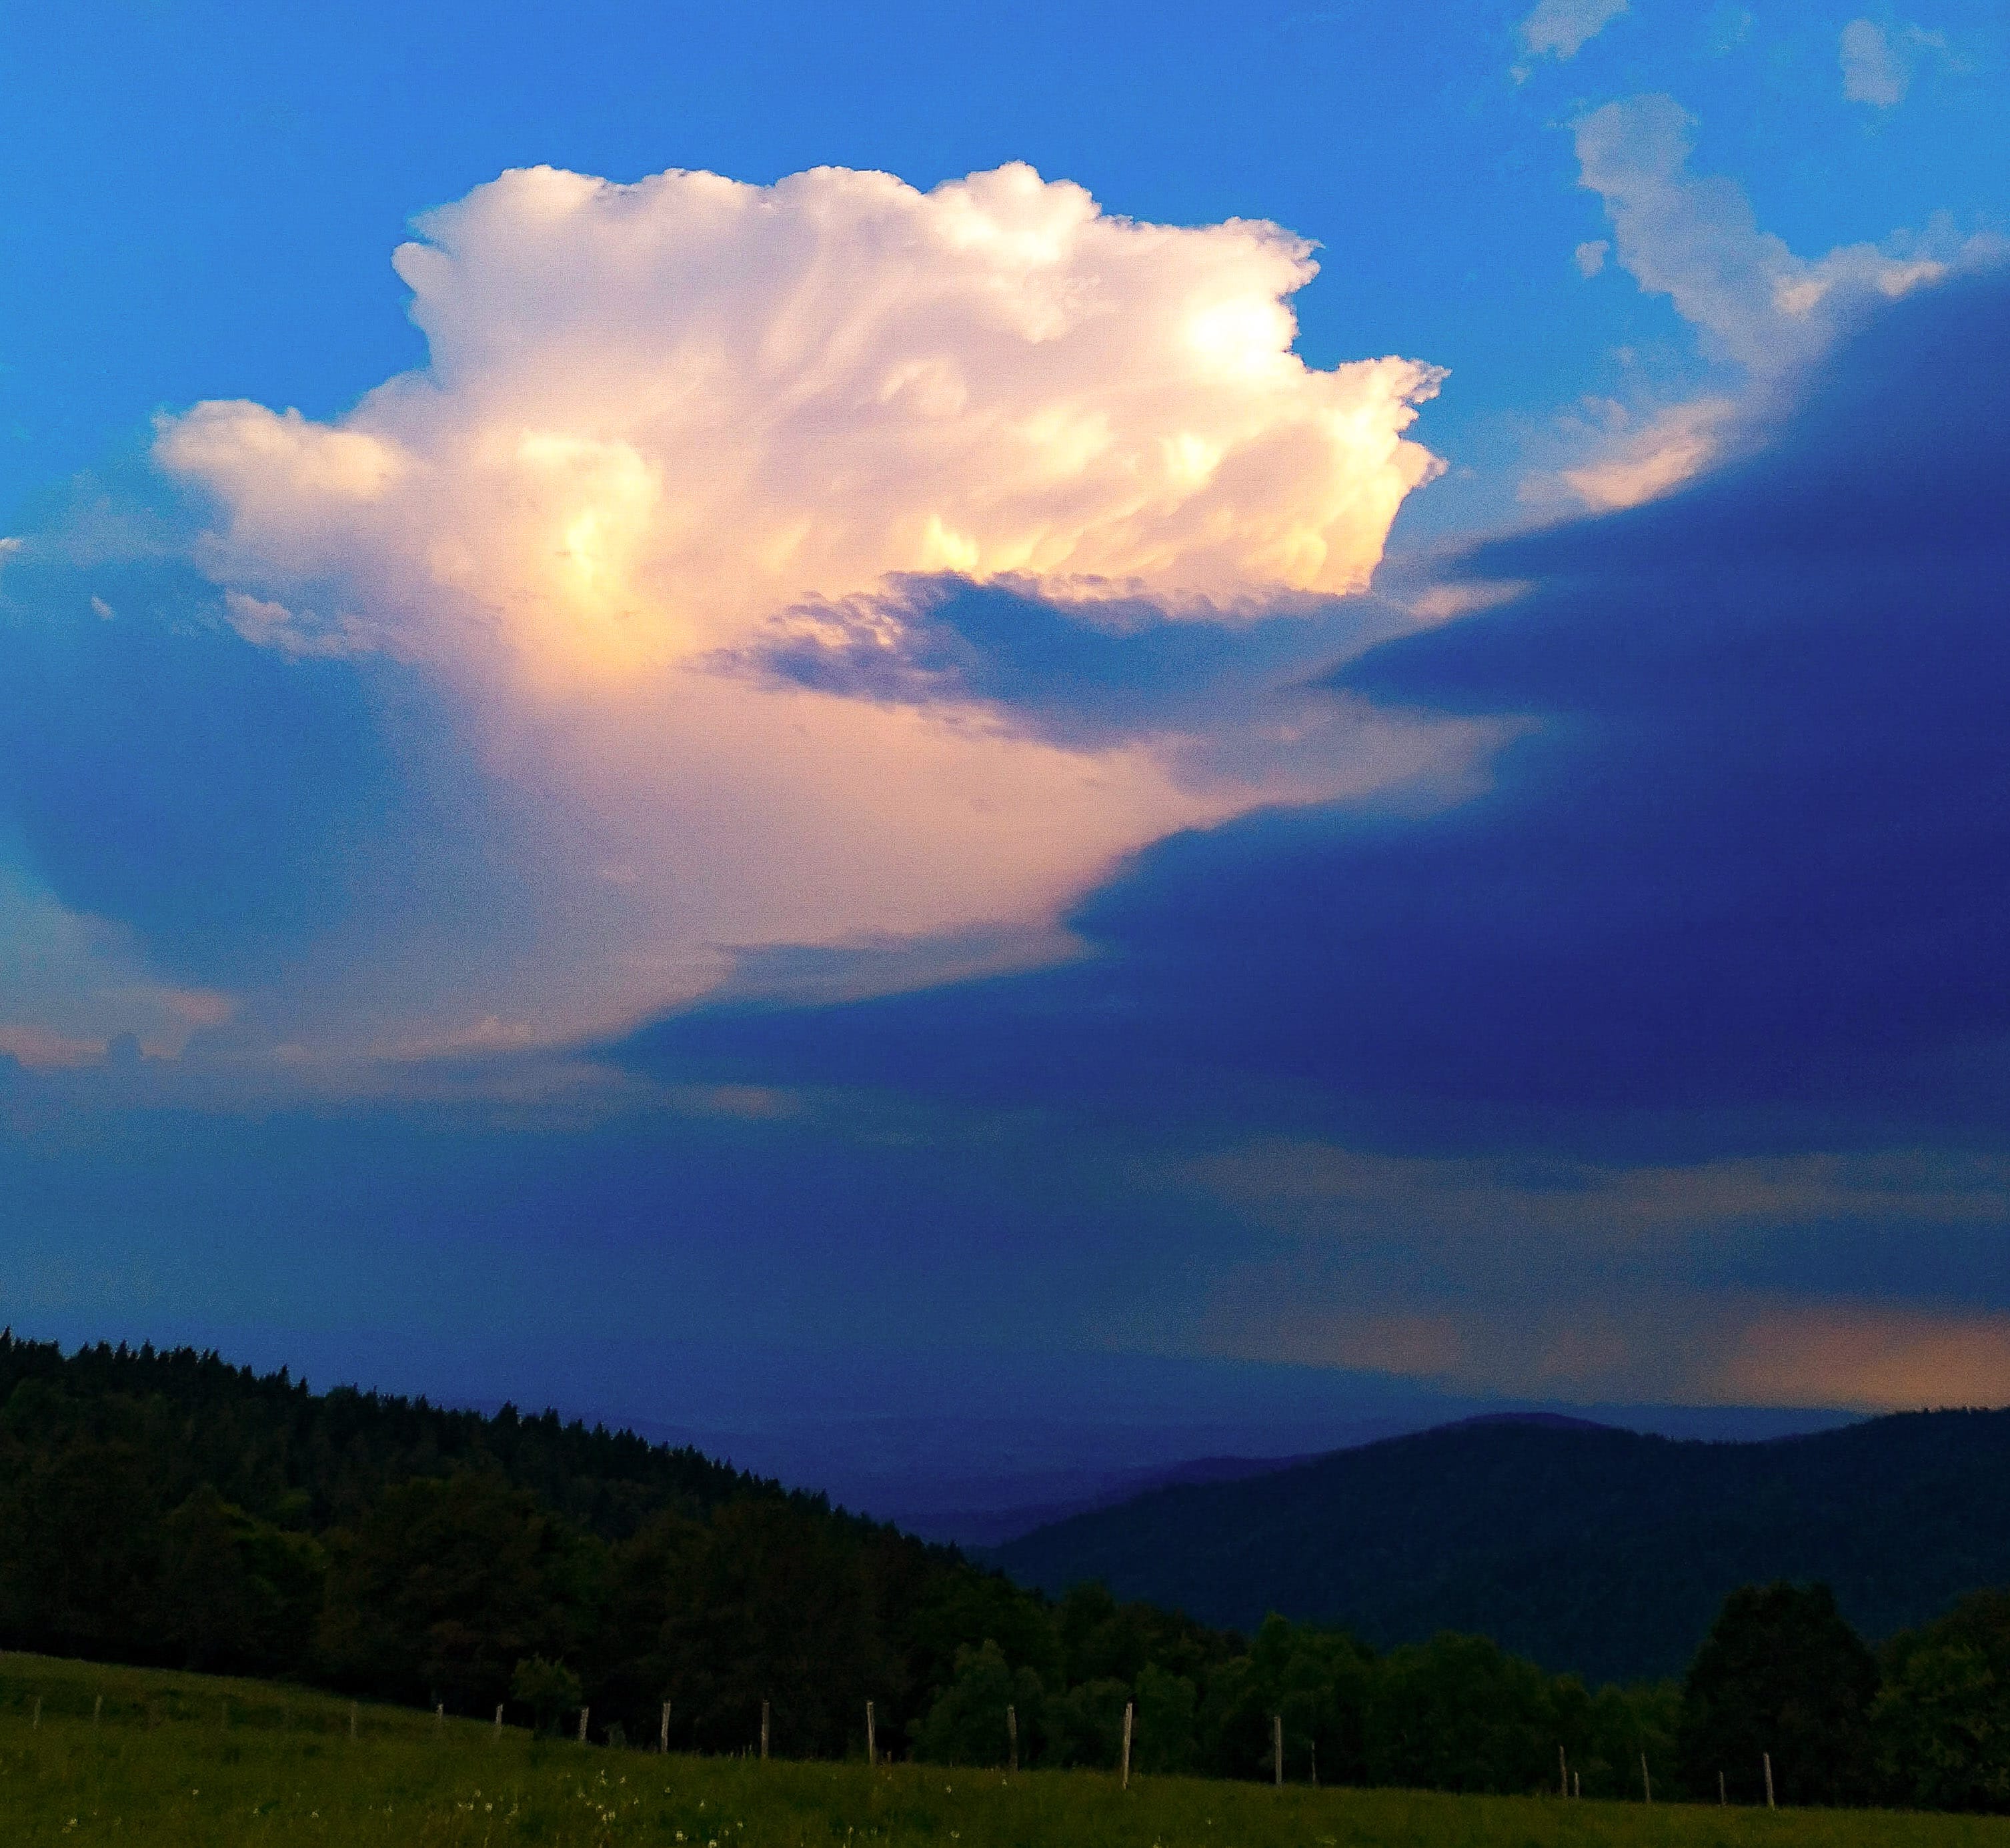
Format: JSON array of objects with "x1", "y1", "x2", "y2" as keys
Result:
[{"x1": 994, "y1": 1409, "x2": 2010, "y2": 1684}]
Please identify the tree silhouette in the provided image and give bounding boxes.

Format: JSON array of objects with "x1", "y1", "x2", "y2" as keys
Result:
[
  {"x1": 1679, "y1": 1581, "x2": 1879, "y2": 1805},
  {"x1": 1877, "y1": 1589, "x2": 2010, "y2": 1812}
]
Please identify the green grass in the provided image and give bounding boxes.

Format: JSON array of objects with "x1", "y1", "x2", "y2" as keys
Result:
[{"x1": 3, "y1": 1653, "x2": 2007, "y2": 1846}]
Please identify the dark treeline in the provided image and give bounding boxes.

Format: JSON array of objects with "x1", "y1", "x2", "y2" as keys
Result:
[{"x1": 1, "y1": 1335, "x2": 2004, "y2": 1809}]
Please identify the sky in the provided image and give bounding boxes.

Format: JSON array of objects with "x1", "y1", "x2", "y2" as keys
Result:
[{"x1": 3, "y1": 0, "x2": 2009, "y2": 1505}]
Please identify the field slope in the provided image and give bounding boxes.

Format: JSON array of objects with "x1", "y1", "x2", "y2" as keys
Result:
[{"x1": 3, "y1": 1652, "x2": 2009, "y2": 1848}]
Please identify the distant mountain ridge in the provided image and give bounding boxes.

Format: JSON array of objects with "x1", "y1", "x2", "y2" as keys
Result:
[
  {"x1": 993, "y1": 1407, "x2": 2010, "y2": 1685},
  {"x1": 914, "y1": 1452, "x2": 1327, "y2": 1547},
  {"x1": 1438, "y1": 1411, "x2": 1615, "y2": 1433}
]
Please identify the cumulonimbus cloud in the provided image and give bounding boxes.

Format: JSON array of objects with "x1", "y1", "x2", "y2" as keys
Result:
[
  {"x1": 130, "y1": 162, "x2": 1452, "y2": 1053},
  {"x1": 624, "y1": 269, "x2": 2010, "y2": 1132},
  {"x1": 161, "y1": 160, "x2": 1442, "y2": 690}
]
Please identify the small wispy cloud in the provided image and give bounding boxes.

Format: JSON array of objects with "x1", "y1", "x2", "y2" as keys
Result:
[
  {"x1": 0, "y1": 863, "x2": 237, "y2": 1068},
  {"x1": 1575, "y1": 93, "x2": 1972, "y2": 372},
  {"x1": 1708, "y1": 7, "x2": 1755, "y2": 54},
  {"x1": 0, "y1": 1023, "x2": 107, "y2": 1070},
  {"x1": 1841, "y1": 21, "x2": 1909, "y2": 105},
  {"x1": 1554, "y1": 395, "x2": 1739, "y2": 511},
  {"x1": 1840, "y1": 19, "x2": 1950, "y2": 108},
  {"x1": 1516, "y1": 0, "x2": 1627, "y2": 74}
]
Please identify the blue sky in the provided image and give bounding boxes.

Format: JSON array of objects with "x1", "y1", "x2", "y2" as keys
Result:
[{"x1": 4, "y1": 0, "x2": 2009, "y2": 1487}]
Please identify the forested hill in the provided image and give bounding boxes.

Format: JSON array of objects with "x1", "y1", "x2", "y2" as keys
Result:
[
  {"x1": 993, "y1": 1409, "x2": 2010, "y2": 1685},
  {"x1": 0, "y1": 1331, "x2": 766, "y2": 1539},
  {"x1": 0, "y1": 1330, "x2": 1245, "y2": 1767},
  {"x1": 0, "y1": 1330, "x2": 993, "y2": 1751}
]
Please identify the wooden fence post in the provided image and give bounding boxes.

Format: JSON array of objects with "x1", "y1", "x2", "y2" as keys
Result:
[
  {"x1": 866, "y1": 1699, "x2": 876, "y2": 1767},
  {"x1": 760, "y1": 1699, "x2": 770, "y2": 1761},
  {"x1": 1121, "y1": 1701, "x2": 1133, "y2": 1789},
  {"x1": 1719, "y1": 1770, "x2": 1726, "y2": 1805},
  {"x1": 1007, "y1": 1703, "x2": 1018, "y2": 1773},
  {"x1": 1764, "y1": 1751, "x2": 1775, "y2": 1809},
  {"x1": 578, "y1": 1706, "x2": 590, "y2": 1745},
  {"x1": 662, "y1": 1700, "x2": 673, "y2": 1755},
  {"x1": 1641, "y1": 1753, "x2": 1651, "y2": 1803},
  {"x1": 1559, "y1": 1745, "x2": 1567, "y2": 1797},
  {"x1": 1272, "y1": 1713, "x2": 1282, "y2": 1788}
]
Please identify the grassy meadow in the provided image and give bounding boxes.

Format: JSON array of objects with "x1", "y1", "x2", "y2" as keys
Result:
[{"x1": 3, "y1": 1652, "x2": 2008, "y2": 1848}]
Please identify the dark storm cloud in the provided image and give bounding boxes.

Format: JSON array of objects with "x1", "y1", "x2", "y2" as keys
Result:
[
  {"x1": 619, "y1": 269, "x2": 2010, "y2": 1137},
  {"x1": 0, "y1": 543, "x2": 510, "y2": 993},
  {"x1": 731, "y1": 574, "x2": 1406, "y2": 749}
]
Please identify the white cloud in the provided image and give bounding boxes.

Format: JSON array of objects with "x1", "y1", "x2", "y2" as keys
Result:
[
  {"x1": 1517, "y1": 0, "x2": 1628, "y2": 67},
  {"x1": 1841, "y1": 20, "x2": 1910, "y2": 105},
  {"x1": 1538, "y1": 94, "x2": 2000, "y2": 510},
  {"x1": 1573, "y1": 239, "x2": 1610, "y2": 278},
  {"x1": 163, "y1": 161, "x2": 1440, "y2": 692},
  {"x1": 151, "y1": 161, "x2": 1454, "y2": 1054},
  {"x1": 1709, "y1": 7, "x2": 1755, "y2": 54},
  {"x1": 222, "y1": 588, "x2": 362, "y2": 659},
  {"x1": 1553, "y1": 395, "x2": 1739, "y2": 510},
  {"x1": 1841, "y1": 19, "x2": 1951, "y2": 107},
  {"x1": 1574, "y1": 95, "x2": 1969, "y2": 373}
]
